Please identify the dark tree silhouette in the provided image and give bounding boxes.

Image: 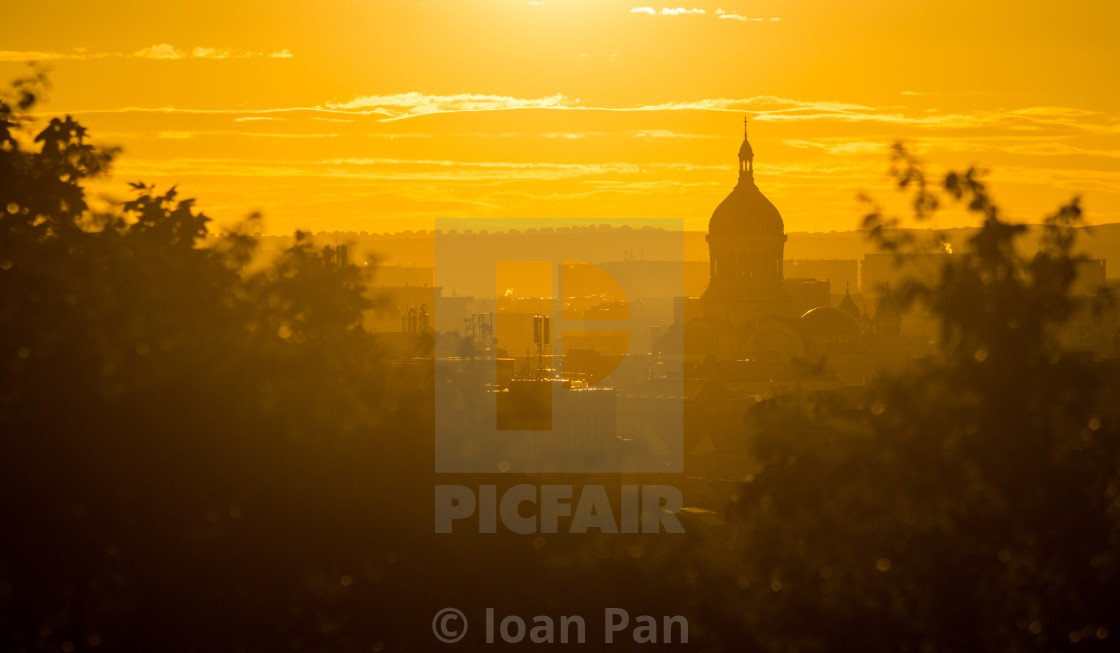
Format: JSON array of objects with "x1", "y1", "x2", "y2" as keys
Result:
[
  {"x1": 699, "y1": 145, "x2": 1120, "y2": 653},
  {"x1": 0, "y1": 73, "x2": 439, "y2": 652}
]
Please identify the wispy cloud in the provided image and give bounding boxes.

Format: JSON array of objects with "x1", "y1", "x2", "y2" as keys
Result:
[
  {"x1": 106, "y1": 157, "x2": 724, "y2": 184},
  {"x1": 45, "y1": 94, "x2": 886, "y2": 124},
  {"x1": 1006, "y1": 143, "x2": 1120, "y2": 159},
  {"x1": 631, "y1": 7, "x2": 706, "y2": 15},
  {"x1": 724, "y1": 15, "x2": 779, "y2": 22},
  {"x1": 631, "y1": 8, "x2": 781, "y2": 21},
  {"x1": 540, "y1": 132, "x2": 598, "y2": 139},
  {"x1": 783, "y1": 139, "x2": 888, "y2": 155},
  {"x1": 37, "y1": 93, "x2": 1119, "y2": 138},
  {"x1": 310, "y1": 94, "x2": 894, "y2": 123},
  {"x1": 155, "y1": 131, "x2": 339, "y2": 140},
  {"x1": 325, "y1": 92, "x2": 580, "y2": 119},
  {"x1": 634, "y1": 96, "x2": 874, "y2": 112},
  {"x1": 135, "y1": 44, "x2": 184, "y2": 59},
  {"x1": 0, "y1": 44, "x2": 295, "y2": 62},
  {"x1": 139, "y1": 44, "x2": 295, "y2": 59},
  {"x1": 367, "y1": 133, "x2": 435, "y2": 140},
  {"x1": 633, "y1": 130, "x2": 717, "y2": 139},
  {"x1": 0, "y1": 50, "x2": 107, "y2": 62},
  {"x1": 715, "y1": 9, "x2": 779, "y2": 22},
  {"x1": 1010, "y1": 106, "x2": 1101, "y2": 118},
  {"x1": 781, "y1": 135, "x2": 1120, "y2": 163}
]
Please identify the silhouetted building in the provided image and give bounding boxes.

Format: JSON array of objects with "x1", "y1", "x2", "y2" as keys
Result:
[
  {"x1": 786, "y1": 278, "x2": 831, "y2": 317},
  {"x1": 838, "y1": 283, "x2": 860, "y2": 319},
  {"x1": 323, "y1": 244, "x2": 348, "y2": 267},
  {"x1": 785, "y1": 259, "x2": 859, "y2": 294},
  {"x1": 676, "y1": 121, "x2": 806, "y2": 362},
  {"x1": 404, "y1": 304, "x2": 430, "y2": 333},
  {"x1": 701, "y1": 121, "x2": 794, "y2": 342},
  {"x1": 364, "y1": 285, "x2": 437, "y2": 333},
  {"x1": 861, "y1": 252, "x2": 949, "y2": 302}
]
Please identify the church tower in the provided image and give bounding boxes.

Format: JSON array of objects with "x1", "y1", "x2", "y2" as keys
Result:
[{"x1": 701, "y1": 119, "x2": 791, "y2": 331}]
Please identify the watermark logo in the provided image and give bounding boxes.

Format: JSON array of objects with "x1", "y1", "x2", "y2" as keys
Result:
[
  {"x1": 434, "y1": 484, "x2": 685, "y2": 533},
  {"x1": 432, "y1": 607, "x2": 468, "y2": 643},
  {"x1": 434, "y1": 219, "x2": 684, "y2": 474},
  {"x1": 432, "y1": 607, "x2": 689, "y2": 645}
]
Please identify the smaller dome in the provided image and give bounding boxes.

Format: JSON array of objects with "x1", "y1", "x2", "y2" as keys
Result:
[
  {"x1": 800, "y1": 306, "x2": 861, "y2": 337},
  {"x1": 738, "y1": 136, "x2": 754, "y2": 161}
]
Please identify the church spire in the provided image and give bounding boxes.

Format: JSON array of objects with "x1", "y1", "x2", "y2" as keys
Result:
[
  {"x1": 839, "y1": 282, "x2": 861, "y2": 319},
  {"x1": 737, "y1": 116, "x2": 755, "y2": 185}
]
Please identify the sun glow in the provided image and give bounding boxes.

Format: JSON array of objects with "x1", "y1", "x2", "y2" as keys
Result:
[{"x1": 4, "y1": 0, "x2": 1119, "y2": 234}]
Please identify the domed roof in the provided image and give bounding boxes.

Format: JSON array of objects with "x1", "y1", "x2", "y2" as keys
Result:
[
  {"x1": 800, "y1": 306, "x2": 861, "y2": 337},
  {"x1": 709, "y1": 182, "x2": 784, "y2": 238},
  {"x1": 738, "y1": 137, "x2": 754, "y2": 161},
  {"x1": 709, "y1": 121, "x2": 784, "y2": 239}
]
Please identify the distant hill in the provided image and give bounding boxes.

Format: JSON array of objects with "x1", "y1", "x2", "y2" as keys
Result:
[
  {"x1": 239, "y1": 223, "x2": 1120, "y2": 286},
  {"x1": 785, "y1": 224, "x2": 1120, "y2": 269}
]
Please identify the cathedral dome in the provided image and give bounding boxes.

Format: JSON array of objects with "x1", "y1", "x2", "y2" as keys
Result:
[
  {"x1": 709, "y1": 183, "x2": 784, "y2": 238},
  {"x1": 800, "y1": 306, "x2": 861, "y2": 337},
  {"x1": 708, "y1": 119, "x2": 784, "y2": 239}
]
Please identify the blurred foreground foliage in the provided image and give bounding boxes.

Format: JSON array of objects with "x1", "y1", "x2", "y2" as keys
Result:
[
  {"x1": 0, "y1": 73, "x2": 440, "y2": 651},
  {"x1": 703, "y1": 145, "x2": 1120, "y2": 652}
]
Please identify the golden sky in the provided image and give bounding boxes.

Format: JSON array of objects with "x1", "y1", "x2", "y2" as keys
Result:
[{"x1": 4, "y1": 0, "x2": 1120, "y2": 234}]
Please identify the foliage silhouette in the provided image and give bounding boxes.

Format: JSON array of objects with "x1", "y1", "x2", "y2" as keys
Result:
[
  {"x1": 704, "y1": 145, "x2": 1120, "y2": 652},
  {"x1": 0, "y1": 73, "x2": 438, "y2": 652}
]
